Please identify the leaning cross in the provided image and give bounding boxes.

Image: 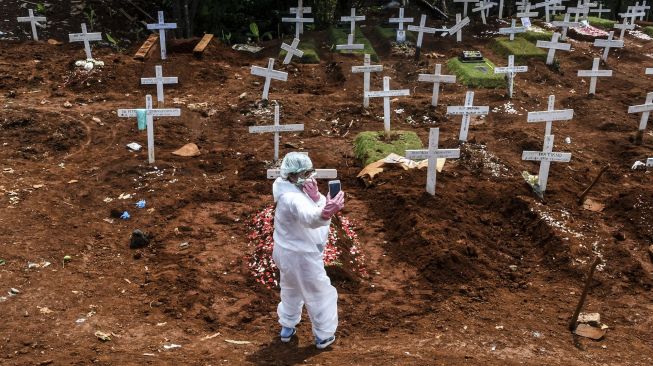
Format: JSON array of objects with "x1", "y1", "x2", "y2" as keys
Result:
[
  {"x1": 613, "y1": 18, "x2": 635, "y2": 40},
  {"x1": 527, "y1": 95, "x2": 573, "y2": 136},
  {"x1": 594, "y1": 31, "x2": 623, "y2": 62},
  {"x1": 17, "y1": 9, "x2": 46, "y2": 41},
  {"x1": 281, "y1": 38, "x2": 304, "y2": 64},
  {"x1": 494, "y1": 55, "x2": 528, "y2": 99},
  {"x1": 499, "y1": 19, "x2": 526, "y2": 41},
  {"x1": 351, "y1": 54, "x2": 383, "y2": 108},
  {"x1": 68, "y1": 23, "x2": 102, "y2": 60},
  {"x1": 447, "y1": 91, "x2": 490, "y2": 142},
  {"x1": 249, "y1": 105, "x2": 304, "y2": 161},
  {"x1": 537, "y1": 32, "x2": 571, "y2": 65},
  {"x1": 551, "y1": 13, "x2": 580, "y2": 41},
  {"x1": 418, "y1": 64, "x2": 456, "y2": 106},
  {"x1": 267, "y1": 152, "x2": 337, "y2": 180},
  {"x1": 472, "y1": 1, "x2": 494, "y2": 25},
  {"x1": 389, "y1": 7, "x2": 414, "y2": 42},
  {"x1": 147, "y1": 11, "x2": 177, "y2": 60},
  {"x1": 522, "y1": 134, "x2": 572, "y2": 193},
  {"x1": 443, "y1": 14, "x2": 470, "y2": 43},
  {"x1": 118, "y1": 94, "x2": 181, "y2": 164},
  {"x1": 282, "y1": 0, "x2": 314, "y2": 39},
  {"x1": 405, "y1": 128, "x2": 461, "y2": 195},
  {"x1": 250, "y1": 58, "x2": 289, "y2": 101},
  {"x1": 628, "y1": 92, "x2": 653, "y2": 144},
  {"x1": 577, "y1": 57, "x2": 612, "y2": 95},
  {"x1": 365, "y1": 76, "x2": 410, "y2": 133},
  {"x1": 408, "y1": 14, "x2": 437, "y2": 50},
  {"x1": 140, "y1": 65, "x2": 178, "y2": 106}
]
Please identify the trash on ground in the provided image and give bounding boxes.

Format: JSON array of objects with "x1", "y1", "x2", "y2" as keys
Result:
[
  {"x1": 95, "y1": 331, "x2": 112, "y2": 341},
  {"x1": 126, "y1": 142, "x2": 142, "y2": 151}
]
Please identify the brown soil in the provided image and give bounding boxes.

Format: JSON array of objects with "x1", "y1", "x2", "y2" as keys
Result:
[{"x1": 1, "y1": 11, "x2": 653, "y2": 366}]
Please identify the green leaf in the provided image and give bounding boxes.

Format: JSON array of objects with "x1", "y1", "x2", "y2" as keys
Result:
[
  {"x1": 249, "y1": 22, "x2": 259, "y2": 38},
  {"x1": 106, "y1": 33, "x2": 118, "y2": 46}
]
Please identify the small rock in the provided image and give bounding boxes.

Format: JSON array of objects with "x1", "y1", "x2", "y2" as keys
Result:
[
  {"x1": 578, "y1": 312, "x2": 601, "y2": 326},
  {"x1": 612, "y1": 231, "x2": 626, "y2": 241},
  {"x1": 130, "y1": 230, "x2": 149, "y2": 249},
  {"x1": 63, "y1": 101, "x2": 73, "y2": 108},
  {"x1": 172, "y1": 143, "x2": 201, "y2": 157}
]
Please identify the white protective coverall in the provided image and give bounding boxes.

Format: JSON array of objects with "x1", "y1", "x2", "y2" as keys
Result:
[{"x1": 272, "y1": 177, "x2": 338, "y2": 340}]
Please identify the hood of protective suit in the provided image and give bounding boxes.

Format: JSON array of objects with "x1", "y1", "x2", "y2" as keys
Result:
[{"x1": 273, "y1": 177, "x2": 300, "y2": 203}]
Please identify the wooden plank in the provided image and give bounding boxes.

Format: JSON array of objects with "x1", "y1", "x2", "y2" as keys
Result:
[
  {"x1": 134, "y1": 33, "x2": 159, "y2": 60},
  {"x1": 193, "y1": 34, "x2": 214, "y2": 55}
]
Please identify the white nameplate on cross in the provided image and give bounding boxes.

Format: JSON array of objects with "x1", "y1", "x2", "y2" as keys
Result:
[
  {"x1": 389, "y1": 7, "x2": 414, "y2": 42},
  {"x1": 447, "y1": 91, "x2": 490, "y2": 142},
  {"x1": 141, "y1": 65, "x2": 178, "y2": 105},
  {"x1": 418, "y1": 64, "x2": 456, "y2": 106},
  {"x1": 522, "y1": 134, "x2": 571, "y2": 192},
  {"x1": 147, "y1": 11, "x2": 177, "y2": 60},
  {"x1": 408, "y1": 14, "x2": 437, "y2": 49},
  {"x1": 577, "y1": 58, "x2": 612, "y2": 95},
  {"x1": 365, "y1": 76, "x2": 410, "y2": 133},
  {"x1": 17, "y1": 9, "x2": 46, "y2": 41},
  {"x1": 472, "y1": 1, "x2": 494, "y2": 25},
  {"x1": 454, "y1": 0, "x2": 481, "y2": 16},
  {"x1": 551, "y1": 13, "x2": 581, "y2": 41},
  {"x1": 646, "y1": 68, "x2": 653, "y2": 75},
  {"x1": 628, "y1": 92, "x2": 653, "y2": 136},
  {"x1": 251, "y1": 58, "x2": 288, "y2": 101},
  {"x1": 527, "y1": 95, "x2": 573, "y2": 136},
  {"x1": 406, "y1": 128, "x2": 460, "y2": 195},
  {"x1": 594, "y1": 31, "x2": 623, "y2": 62},
  {"x1": 443, "y1": 14, "x2": 470, "y2": 43},
  {"x1": 351, "y1": 54, "x2": 383, "y2": 108},
  {"x1": 537, "y1": 32, "x2": 571, "y2": 65},
  {"x1": 249, "y1": 105, "x2": 304, "y2": 161},
  {"x1": 69, "y1": 23, "x2": 102, "y2": 60},
  {"x1": 118, "y1": 94, "x2": 181, "y2": 164},
  {"x1": 613, "y1": 18, "x2": 635, "y2": 41},
  {"x1": 282, "y1": 0, "x2": 314, "y2": 38},
  {"x1": 281, "y1": 38, "x2": 304, "y2": 64},
  {"x1": 499, "y1": 19, "x2": 526, "y2": 41},
  {"x1": 494, "y1": 55, "x2": 528, "y2": 99}
]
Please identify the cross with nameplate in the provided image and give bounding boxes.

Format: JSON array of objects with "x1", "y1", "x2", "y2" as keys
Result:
[
  {"x1": 408, "y1": 14, "x2": 437, "y2": 50},
  {"x1": 527, "y1": 95, "x2": 574, "y2": 136},
  {"x1": 17, "y1": 9, "x2": 46, "y2": 41},
  {"x1": 351, "y1": 54, "x2": 383, "y2": 108},
  {"x1": 537, "y1": 32, "x2": 571, "y2": 65},
  {"x1": 533, "y1": 0, "x2": 563, "y2": 22},
  {"x1": 447, "y1": 91, "x2": 490, "y2": 142},
  {"x1": 472, "y1": 1, "x2": 494, "y2": 25},
  {"x1": 282, "y1": 0, "x2": 314, "y2": 39},
  {"x1": 577, "y1": 57, "x2": 612, "y2": 95},
  {"x1": 281, "y1": 38, "x2": 304, "y2": 64},
  {"x1": 618, "y1": 8, "x2": 645, "y2": 23},
  {"x1": 613, "y1": 18, "x2": 635, "y2": 40},
  {"x1": 405, "y1": 128, "x2": 461, "y2": 195},
  {"x1": 516, "y1": 2, "x2": 539, "y2": 18},
  {"x1": 646, "y1": 68, "x2": 653, "y2": 75},
  {"x1": 147, "y1": 11, "x2": 177, "y2": 60},
  {"x1": 338, "y1": 7, "x2": 365, "y2": 50},
  {"x1": 442, "y1": 14, "x2": 470, "y2": 42},
  {"x1": 628, "y1": 92, "x2": 653, "y2": 144},
  {"x1": 118, "y1": 94, "x2": 181, "y2": 164},
  {"x1": 499, "y1": 19, "x2": 526, "y2": 41},
  {"x1": 365, "y1": 76, "x2": 410, "y2": 133},
  {"x1": 251, "y1": 58, "x2": 288, "y2": 101},
  {"x1": 454, "y1": 0, "x2": 480, "y2": 16},
  {"x1": 522, "y1": 134, "x2": 571, "y2": 193},
  {"x1": 418, "y1": 64, "x2": 456, "y2": 106},
  {"x1": 249, "y1": 105, "x2": 304, "y2": 161},
  {"x1": 68, "y1": 23, "x2": 102, "y2": 60},
  {"x1": 140, "y1": 65, "x2": 178, "y2": 106},
  {"x1": 267, "y1": 152, "x2": 337, "y2": 180},
  {"x1": 594, "y1": 31, "x2": 623, "y2": 62},
  {"x1": 590, "y1": 3, "x2": 611, "y2": 18},
  {"x1": 552, "y1": 13, "x2": 580, "y2": 41},
  {"x1": 494, "y1": 55, "x2": 528, "y2": 99},
  {"x1": 389, "y1": 7, "x2": 414, "y2": 42}
]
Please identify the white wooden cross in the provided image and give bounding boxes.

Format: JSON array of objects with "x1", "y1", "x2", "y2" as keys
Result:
[
  {"x1": 618, "y1": 8, "x2": 645, "y2": 24},
  {"x1": 281, "y1": 38, "x2": 304, "y2": 64},
  {"x1": 590, "y1": 3, "x2": 611, "y2": 18},
  {"x1": 408, "y1": 14, "x2": 437, "y2": 49},
  {"x1": 147, "y1": 11, "x2": 177, "y2": 60},
  {"x1": 516, "y1": 2, "x2": 539, "y2": 18},
  {"x1": 577, "y1": 57, "x2": 612, "y2": 95},
  {"x1": 628, "y1": 92, "x2": 653, "y2": 141},
  {"x1": 594, "y1": 31, "x2": 623, "y2": 62},
  {"x1": 338, "y1": 7, "x2": 365, "y2": 49},
  {"x1": 140, "y1": 65, "x2": 178, "y2": 106},
  {"x1": 418, "y1": 64, "x2": 456, "y2": 106},
  {"x1": 494, "y1": 55, "x2": 528, "y2": 99},
  {"x1": 527, "y1": 95, "x2": 573, "y2": 136},
  {"x1": 249, "y1": 105, "x2": 304, "y2": 161},
  {"x1": 365, "y1": 76, "x2": 410, "y2": 133},
  {"x1": 552, "y1": 13, "x2": 580, "y2": 41},
  {"x1": 442, "y1": 14, "x2": 470, "y2": 43},
  {"x1": 537, "y1": 32, "x2": 571, "y2": 65},
  {"x1": 499, "y1": 0, "x2": 505, "y2": 18},
  {"x1": 447, "y1": 91, "x2": 490, "y2": 142},
  {"x1": 267, "y1": 153, "x2": 337, "y2": 180},
  {"x1": 454, "y1": 0, "x2": 480, "y2": 16},
  {"x1": 250, "y1": 58, "x2": 288, "y2": 101},
  {"x1": 499, "y1": 19, "x2": 526, "y2": 41},
  {"x1": 282, "y1": 0, "x2": 314, "y2": 39},
  {"x1": 389, "y1": 7, "x2": 414, "y2": 42},
  {"x1": 118, "y1": 95, "x2": 181, "y2": 164},
  {"x1": 405, "y1": 128, "x2": 461, "y2": 195},
  {"x1": 522, "y1": 134, "x2": 571, "y2": 192},
  {"x1": 17, "y1": 9, "x2": 46, "y2": 41},
  {"x1": 613, "y1": 18, "x2": 635, "y2": 40},
  {"x1": 533, "y1": 0, "x2": 563, "y2": 22},
  {"x1": 68, "y1": 23, "x2": 102, "y2": 60},
  {"x1": 351, "y1": 54, "x2": 383, "y2": 108},
  {"x1": 472, "y1": 1, "x2": 494, "y2": 25}
]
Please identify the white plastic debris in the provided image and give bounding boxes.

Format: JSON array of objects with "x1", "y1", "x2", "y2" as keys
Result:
[
  {"x1": 565, "y1": 137, "x2": 571, "y2": 144},
  {"x1": 126, "y1": 142, "x2": 142, "y2": 151},
  {"x1": 163, "y1": 343, "x2": 182, "y2": 350},
  {"x1": 632, "y1": 160, "x2": 646, "y2": 170}
]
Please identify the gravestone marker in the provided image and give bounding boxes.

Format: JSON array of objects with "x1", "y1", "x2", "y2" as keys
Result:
[
  {"x1": 418, "y1": 64, "x2": 457, "y2": 106},
  {"x1": 365, "y1": 76, "x2": 410, "y2": 132},
  {"x1": 389, "y1": 7, "x2": 414, "y2": 42},
  {"x1": 282, "y1": 0, "x2": 314, "y2": 38},
  {"x1": 140, "y1": 65, "x2": 178, "y2": 106},
  {"x1": 442, "y1": 14, "x2": 470, "y2": 43},
  {"x1": 146, "y1": 11, "x2": 177, "y2": 60},
  {"x1": 351, "y1": 54, "x2": 383, "y2": 108},
  {"x1": 628, "y1": 92, "x2": 653, "y2": 144},
  {"x1": 68, "y1": 23, "x2": 102, "y2": 60},
  {"x1": 527, "y1": 95, "x2": 573, "y2": 136},
  {"x1": 251, "y1": 58, "x2": 288, "y2": 101},
  {"x1": 454, "y1": 0, "x2": 480, "y2": 16},
  {"x1": 281, "y1": 38, "x2": 304, "y2": 64},
  {"x1": 516, "y1": 2, "x2": 539, "y2": 18},
  {"x1": 17, "y1": 9, "x2": 46, "y2": 41},
  {"x1": 590, "y1": 3, "x2": 611, "y2": 18},
  {"x1": 405, "y1": 128, "x2": 461, "y2": 195},
  {"x1": 593, "y1": 31, "x2": 623, "y2": 62},
  {"x1": 408, "y1": 14, "x2": 437, "y2": 58},
  {"x1": 536, "y1": 32, "x2": 571, "y2": 65},
  {"x1": 335, "y1": 8, "x2": 365, "y2": 50},
  {"x1": 494, "y1": 55, "x2": 528, "y2": 98},
  {"x1": 499, "y1": 19, "x2": 526, "y2": 41},
  {"x1": 249, "y1": 105, "x2": 304, "y2": 161},
  {"x1": 447, "y1": 91, "x2": 490, "y2": 142},
  {"x1": 577, "y1": 57, "x2": 612, "y2": 95},
  {"x1": 522, "y1": 134, "x2": 571, "y2": 192},
  {"x1": 613, "y1": 18, "x2": 635, "y2": 40},
  {"x1": 551, "y1": 13, "x2": 581, "y2": 41},
  {"x1": 472, "y1": 1, "x2": 494, "y2": 25}
]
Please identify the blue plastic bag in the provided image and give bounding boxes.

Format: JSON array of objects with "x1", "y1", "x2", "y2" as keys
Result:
[{"x1": 136, "y1": 109, "x2": 147, "y2": 131}]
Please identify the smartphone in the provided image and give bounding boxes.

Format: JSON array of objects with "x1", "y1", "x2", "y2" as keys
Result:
[{"x1": 328, "y1": 180, "x2": 341, "y2": 198}]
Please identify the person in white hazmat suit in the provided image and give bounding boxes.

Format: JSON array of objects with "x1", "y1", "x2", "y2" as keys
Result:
[{"x1": 272, "y1": 152, "x2": 345, "y2": 350}]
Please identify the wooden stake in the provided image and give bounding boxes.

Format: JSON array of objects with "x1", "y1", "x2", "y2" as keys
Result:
[
  {"x1": 569, "y1": 257, "x2": 602, "y2": 331},
  {"x1": 576, "y1": 164, "x2": 610, "y2": 204}
]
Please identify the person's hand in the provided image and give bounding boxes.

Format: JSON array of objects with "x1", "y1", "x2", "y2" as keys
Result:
[
  {"x1": 302, "y1": 178, "x2": 320, "y2": 202},
  {"x1": 321, "y1": 191, "x2": 345, "y2": 220}
]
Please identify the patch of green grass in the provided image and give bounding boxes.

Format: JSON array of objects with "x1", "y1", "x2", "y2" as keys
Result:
[
  {"x1": 644, "y1": 26, "x2": 653, "y2": 37},
  {"x1": 373, "y1": 26, "x2": 416, "y2": 43},
  {"x1": 328, "y1": 26, "x2": 379, "y2": 61},
  {"x1": 279, "y1": 38, "x2": 320, "y2": 64},
  {"x1": 490, "y1": 37, "x2": 547, "y2": 62},
  {"x1": 446, "y1": 57, "x2": 507, "y2": 89},
  {"x1": 517, "y1": 30, "x2": 553, "y2": 43},
  {"x1": 354, "y1": 131, "x2": 423, "y2": 166},
  {"x1": 552, "y1": 15, "x2": 616, "y2": 28}
]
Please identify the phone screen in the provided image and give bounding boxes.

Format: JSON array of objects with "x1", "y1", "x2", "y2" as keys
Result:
[{"x1": 328, "y1": 180, "x2": 341, "y2": 198}]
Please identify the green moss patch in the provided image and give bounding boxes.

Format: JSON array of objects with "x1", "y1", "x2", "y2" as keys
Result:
[
  {"x1": 552, "y1": 15, "x2": 616, "y2": 29},
  {"x1": 446, "y1": 57, "x2": 507, "y2": 89},
  {"x1": 517, "y1": 30, "x2": 553, "y2": 43},
  {"x1": 490, "y1": 37, "x2": 547, "y2": 62},
  {"x1": 644, "y1": 26, "x2": 653, "y2": 37},
  {"x1": 328, "y1": 26, "x2": 379, "y2": 61},
  {"x1": 279, "y1": 38, "x2": 320, "y2": 63},
  {"x1": 373, "y1": 26, "x2": 417, "y2": 43},
  {"x1": 354, "y1": 131, "x2": 423, "y2": 166}
]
